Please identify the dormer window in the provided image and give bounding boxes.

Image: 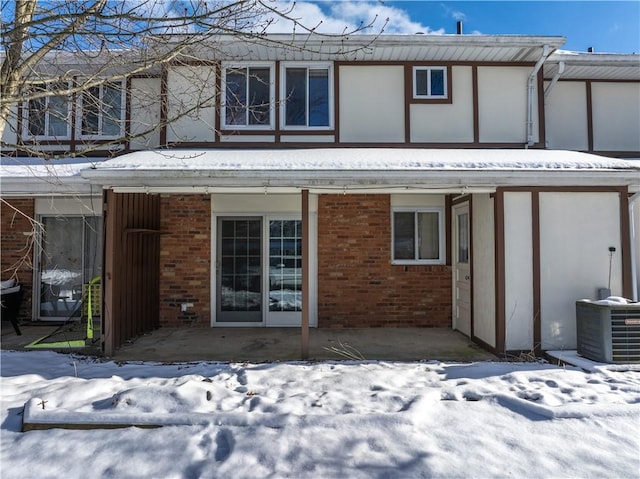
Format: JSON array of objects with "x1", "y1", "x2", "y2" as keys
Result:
[
  {"x1": 413, "y1": 66, "x2": 447, "y2": 99},
  {"x1": 78, "y1": 81, "x2": 125, "y2": 138},
  {"x1": 23, "y1": 83, "x2": 71, "y2": 139},
  {"x1": 222, "y1": 64, "x2": 274, "y2": 128}
]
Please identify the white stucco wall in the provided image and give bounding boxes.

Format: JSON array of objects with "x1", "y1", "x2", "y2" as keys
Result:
[
  {"x1": 592, "y1": 82, "x2": 640, "y2": 152},
  {"x1": 471, "y1": 194, "x2": 496, "y2": 347},
  {"x1": 129, "y1": 78, "x2": 161, "y2": 150},
  {"x1": 410, "y1": 66, "x2": 474, "y2": 143},
  {"x1": 545, "y1": 81, "x2": 589, "y2": 151},
  {"x1": 1, "y1": 107, "x2": 18, "y2": 146},
  {"x1": 35, "y1": 196, "x2": 102, "y2": 216},
  {"x1": 390, "y1": 194, "x2": 445, "y2": 208},
  {"x1": 339, "y1": 66, "x2": 404, "y2": 143},
  {"x1": 477, "y1": 66, "x2": 535, "y2": 144},
  {"x1": 503, "y1": 192, "x2": 534, "y2": 351},
  {"x1": 166, "y1": 65, "x2": 216, "y2": 143},
  {"x1": 539, "y1": 192, "x2": 622, "y2": 350}
]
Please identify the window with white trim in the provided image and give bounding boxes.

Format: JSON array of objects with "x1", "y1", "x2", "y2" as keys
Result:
[
  {"x1": 413, "y1": 66, "x2": 447, "y2": 99},
  {"x1": 281, "y1": 63, "x2": 332, "y2": 128},
  {"x1": 23, "y1": 83, "x2": 71, "y2": 139},
  {"x1": 222, "y1": 64, "x2": 274, "y2": 128},
  {"x1": 392, "y1": 208, "x2": 444, "y2": 264},
  {"x1": 78, "y1": 82, "x2": 124, "y2": 138}
]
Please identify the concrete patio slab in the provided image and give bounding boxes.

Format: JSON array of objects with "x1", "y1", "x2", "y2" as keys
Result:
[
  {"x1": 2, "y1": 324, "x2": 496, "y2": 363},
  {"x1": 112, "y1": 327, "x2": 496, "y2": 362}
]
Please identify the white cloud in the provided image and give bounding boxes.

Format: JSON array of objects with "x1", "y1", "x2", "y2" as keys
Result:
[
  {"x1": 451, "y1": 9, "x2": 467, "y2": 22},
  {"x1": 259, "y1": 1, "x2": 443, "y2": 35}
]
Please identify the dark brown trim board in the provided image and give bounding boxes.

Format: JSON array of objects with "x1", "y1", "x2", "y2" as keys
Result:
[
  {"x1": 404, "y1": 65, "x2": 411, "y2": 144},
  {"x1": 494, "y1": 188, "x2": 506, "y2": 355},
  {"x1": 469, "y1": 196, "x2": 475, "y2": 339},
  {"x1": 472, "y1": 66, "x2": 480, "y2": 144},
  {"x1": 125, "y1": 77, "x2": 132, "y2": 151},
  {"x1": 333, "y1": 63, "x2": 340, "y2": 143},
  {"x1": 274, "y1": 60, "x2": 281, "y2": 143},
  {"x1": 160, "y1": 67, "x2": 168, "y2": 147},
  {"x1": 214, "y1": 61, "x2": 222, "y2": 144},
  {"x1": 301, "y1": 189, "x2": 310, "y2": 360},
  {"x1": 531, "y1": 191, "x2": 541, "y2": 355},
  {"x1": 586, "y1": 80, "x2": 594, "y2": 152}
]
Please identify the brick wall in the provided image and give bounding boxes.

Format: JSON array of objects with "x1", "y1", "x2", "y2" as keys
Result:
[
  {"x1": 159, "y1": 195, "x2": 211, "y2": 327},
  {"x1": 0, "y1": 198, "x2": 35, "y2": 322},
  {"x1": 317, "y1": 194, "x2": 452, "y2": 328}
]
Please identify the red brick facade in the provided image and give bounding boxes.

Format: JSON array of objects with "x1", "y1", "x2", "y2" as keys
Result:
[
  {"x1": 155, "y1": 193, "x2": 451, "y2": 329},
  {"x1": 0, "y1": 198, "x2": 35, "y2": 322},
  {"x1": 159, "y1": 194, "x2": 211, "y2": 327},
  {"x1": 317, "y1": 194, "x2": 452, "y2": 328}
]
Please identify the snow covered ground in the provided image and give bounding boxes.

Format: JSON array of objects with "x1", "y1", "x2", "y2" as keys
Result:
[{"x1": 1, "y1": 351, "x2": 639, "y2": 479}]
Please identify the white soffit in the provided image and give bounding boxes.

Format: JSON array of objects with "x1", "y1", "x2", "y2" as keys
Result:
[{"x1": 545, "y1": 52, "x2": 640, "y2": 80}]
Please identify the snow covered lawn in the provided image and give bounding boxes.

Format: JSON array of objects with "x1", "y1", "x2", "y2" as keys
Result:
[{"x1": 1, "y1": 351, "x2": 639, "y2": 479}]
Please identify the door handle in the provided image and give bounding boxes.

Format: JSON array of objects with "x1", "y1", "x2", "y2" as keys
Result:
[{"x1": 465, "y1": 275, "x2": 470, "y2": 280}]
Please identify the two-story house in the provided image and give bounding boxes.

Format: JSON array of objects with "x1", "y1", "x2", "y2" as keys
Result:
[{"x1": 2, "y1": 33, "x2": 639, "y2": 356}]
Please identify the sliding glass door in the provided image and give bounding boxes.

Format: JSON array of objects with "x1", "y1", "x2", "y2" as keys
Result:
[{"x1": 38, "y1": 215, "x2": 102, "y2": 320}]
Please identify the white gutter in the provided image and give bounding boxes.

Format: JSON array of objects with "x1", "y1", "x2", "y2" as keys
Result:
[
  {"x1": 544, "y1": 61, "x2": 565, "y2": 98},
  {"x1": 527, "y1": 44, "x2": 551, "y2": 147},
  {"x1": 630, "y1": 192, "x2": 640, "y2": 301}
]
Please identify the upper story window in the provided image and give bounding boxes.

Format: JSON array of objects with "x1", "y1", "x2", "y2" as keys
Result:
[
  {"x1": 222, "y1": 64, "x2": 274, "y2": 128},
  {"x1": 280, "y1": 63, "x2": 332, "y2": 129},
  {"x1": 392, "y1": 208, "x2": 444, "y2": 265},
  {"x1": 78, "y1": 81, "x2": 125, "y2": 138},
  {"x1": 23, "y1": 83, "x2": 71, "y2": 139},
  {"x1": 413, "y1": 66, "x2": 447, "y2": 99}
]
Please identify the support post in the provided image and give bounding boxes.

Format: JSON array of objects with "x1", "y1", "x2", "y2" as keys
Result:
[{"x1": 301, "y1": 189, "x2": 310, "y2": 359}]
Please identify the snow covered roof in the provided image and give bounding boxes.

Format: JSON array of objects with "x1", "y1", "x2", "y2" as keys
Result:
[
  {"x1": 79, "y1": 149, "x2": 639, "y2": 193},
  {"x1": 0, "y1": 156, "x2": 106, "y2": 196},
  {"x1": 2, "y1": 149, "x2": 638, "y2": 195}
]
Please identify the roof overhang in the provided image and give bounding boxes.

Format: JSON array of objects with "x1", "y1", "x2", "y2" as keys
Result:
[
  {"x1": 172, "y1": 33, "x2": 566, "y2": 63},
  {"x1": 79, "y1": 148, "x2": 640, "y2": 194},
  {"x1": 545, "y1": 51, "x2": 640, "y2": 81},
  {"x1": 3, "y1": 149, "x2": 639, "y2": 197}
]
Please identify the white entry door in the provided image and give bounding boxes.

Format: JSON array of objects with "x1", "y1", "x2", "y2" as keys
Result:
[{"x1": 453, "y1": 203, "x2": 471, "y2": 336}]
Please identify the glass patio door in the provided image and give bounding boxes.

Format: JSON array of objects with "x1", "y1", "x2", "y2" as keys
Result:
[
  {"x1": 216, "y1": 218, "x2": 263, "y2": 323},
  {"x1": 38, "y1": 216, "x2": 102, "y2": 320},
  {"x1": 266, "y1": 219, "x2": 302, "y2": 326}
]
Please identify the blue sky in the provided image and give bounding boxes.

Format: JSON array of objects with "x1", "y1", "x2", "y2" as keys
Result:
[{"x1": 283, "y1": 1, "x2": 640, "y2": 53}]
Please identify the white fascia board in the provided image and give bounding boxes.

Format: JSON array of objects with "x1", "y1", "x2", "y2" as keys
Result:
[
  {"x1": 110, "y1": 185, "x2": 497, "y2": 195},
  {"x1": 86, "y1": 168, "x2": 639, "y2": 190},
  {"x1": 0, "y1": 178, "x2": 99, "y2": 197}
]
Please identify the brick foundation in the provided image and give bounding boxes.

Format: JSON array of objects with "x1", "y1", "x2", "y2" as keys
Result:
[
  {"x1": 317, "y1": 194, "x2": 452, "y2": 328},
  {"x1": 0, "y1": 198, "x2": 35, "y2": 322},
  {"x1": 159, "y1": 195, "x2": 211, "y2": 327}
]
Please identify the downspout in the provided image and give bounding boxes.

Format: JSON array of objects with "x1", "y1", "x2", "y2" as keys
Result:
[
  {"x1": 629, "y1": 192, "x2": 640, "y2": 301},
  {"x1": 544, "y1": 61, "x2": 565, "y2": 98},
  {"x1": 526, "y1": 44, "x2": 551, "y2": 148}
]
